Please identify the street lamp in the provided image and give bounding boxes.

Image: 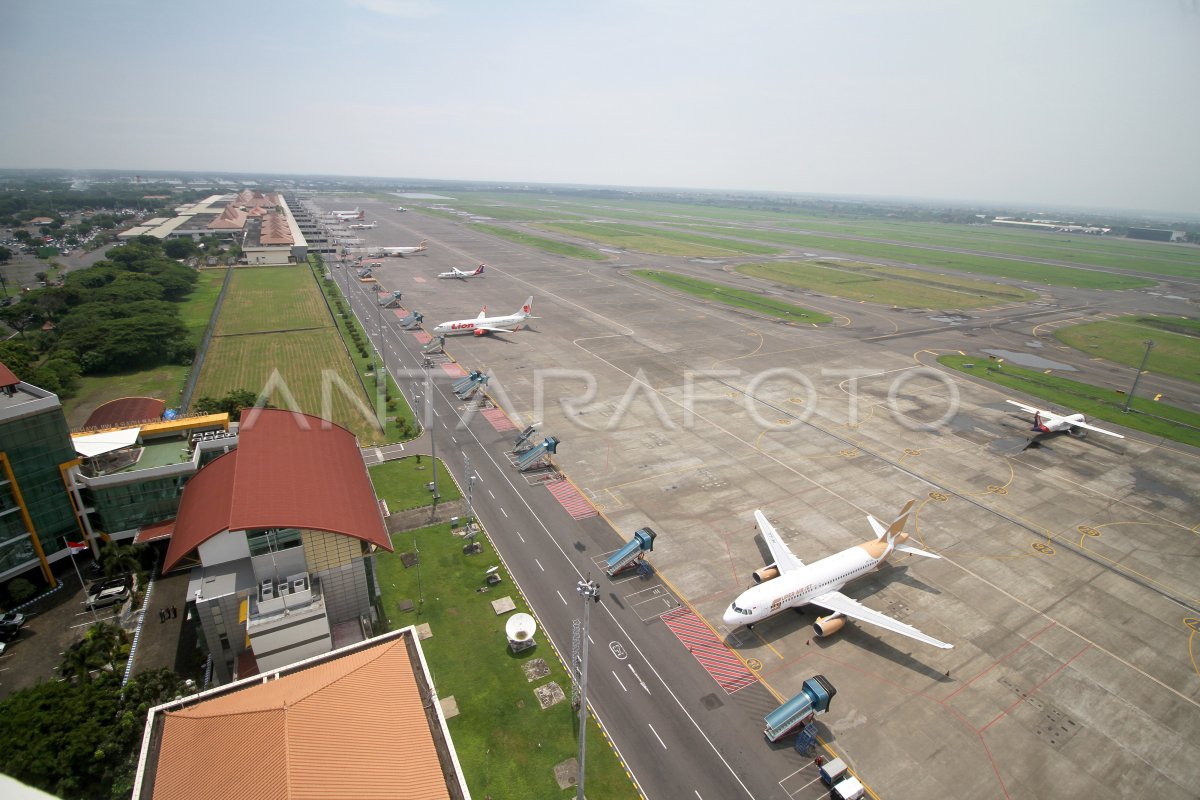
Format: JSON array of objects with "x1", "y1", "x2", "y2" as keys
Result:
[{"x1": 574, "y1": 578, "x2": 600, "y2": 800}]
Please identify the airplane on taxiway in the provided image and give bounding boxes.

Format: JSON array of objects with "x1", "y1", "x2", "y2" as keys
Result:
[
  {"x1": 433, "y1": 297, "x2": 535, "y2": 337},
  {"x1": 722, "y1": 501, "x2": 952, "y2": 649},
  {"x1": 438, "y1": 264, "x2": 486, "y2": 280},
  {"x1": 347, "y1": 221, "x2": 376, "y2": 230},
  {"x1": 1005, "y1": 400, "x2": 1124, "y2": 440},
  {"x1": 368, "y1": 240, "x2": 428, "y2": 257},
  {"x1": 329, "y1": 208, "x2": 364, "y2": 220}
]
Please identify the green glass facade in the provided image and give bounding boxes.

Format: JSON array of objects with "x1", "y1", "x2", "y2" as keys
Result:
[
  {"x1": 0, "y1": 406, "x2": 80, "y2": 559},
  {"x1": 84, "y1": 476, "x2": 186, "y2": 534}
]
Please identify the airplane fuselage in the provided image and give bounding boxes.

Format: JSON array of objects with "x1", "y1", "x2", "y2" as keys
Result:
[
  {"x1": 433, "y1": 312, "x2": 525, "y2": 336},
  {"x1": 723, "y1": 542, "x2": 886, "y2": 627}
]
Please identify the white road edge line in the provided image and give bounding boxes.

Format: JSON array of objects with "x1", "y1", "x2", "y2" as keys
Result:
[
  {"x1": 648, "y1": 723, "x2": 667, "y2": 750},
  {"x1": 612, "y1": 670, "x2": 628, "y2": 692}
]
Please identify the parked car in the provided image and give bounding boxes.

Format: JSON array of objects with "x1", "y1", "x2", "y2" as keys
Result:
[
  {"x1": 0, "y1": 611, "x2": 27, "y2": 641},
  {"x1": 84, "y1": 576, "x2": 132, "y2": 609}
]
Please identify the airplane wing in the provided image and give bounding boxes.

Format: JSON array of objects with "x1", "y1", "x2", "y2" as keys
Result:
[
  {"x1": 754, "y1": 510, "x2": 804, "y2": 574},
  {"x1": 1069, "y1": 419, "x2": 1125, "y2": 439},
  {"x1": 810, "y1": 590, "x2": 952, "y2": 649},
  {"x1": 475, "y1": 325, "x2": 517, "y2": 333},
  {"x1": 1005, "y1": 400, "x2": 1046, "y2": 415}
]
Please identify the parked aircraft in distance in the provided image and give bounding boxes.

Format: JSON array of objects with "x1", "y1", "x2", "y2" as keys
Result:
[
  {"x1": 330, "y1": 208, "x2": 364, "y2": 220},
  {"x1": 347, "y1": 221, "x2": 376, "y2": 230},
  {"x1": 1005, "y1": 400, "x2": 1124, "y2": 440},
  {"x1": 722, "y1": 502, "x2": 952, "y2": 649},
  {"x1": 368, "y1": 240, "x2": 428, "y2": 257},
  {"x1": 438, "y1": 264, "x2": 486, "y2": 280},
  {"x1": 393, "y1": 207, "x2": 407, "y2": 212},
  {"x1": 433, "y1": 297, "x2": 535, "y2": 337}
]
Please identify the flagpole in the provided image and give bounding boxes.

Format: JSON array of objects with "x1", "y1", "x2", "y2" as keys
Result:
[{"x1": 66, "y1": 538, "x2": 100, "y2": 625}]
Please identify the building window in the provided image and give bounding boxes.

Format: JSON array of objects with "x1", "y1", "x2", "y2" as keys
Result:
[{"x1": 247, "y1": 528, "x2": 302, "y2": 558}]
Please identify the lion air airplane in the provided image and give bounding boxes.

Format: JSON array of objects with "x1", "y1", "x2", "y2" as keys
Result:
[
  {"x1": 1005, "y1": 400, "x2": 1124, "y2": 440},
  {"x1": 722, "y1": 501, "x2": 952, "y2": 649},
  {"x1": 438, "y1": 264, "x2": 486, "y2": 280},
  {"x1": 330, "y1": 208, "x2": 364, "y2": 220},
  {"x1": 433, "y1": 297, "x2": 534, "y2": 337},
  {"x1": 369, "y1": 240, "x2": 428, "y2": 257},
  {"x1": 347, "y1": 221, "x2": 376, "y2": 230}
]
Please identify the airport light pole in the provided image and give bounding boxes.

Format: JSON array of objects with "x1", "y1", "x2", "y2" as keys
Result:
[
  {"x1": 574, "y1": 578, "x2": 600, "y2": 800},
  {"x1": 1123, "y1": 339, "x2": 1155, "y2": 412}
]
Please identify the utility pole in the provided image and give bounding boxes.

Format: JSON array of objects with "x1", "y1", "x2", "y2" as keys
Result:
[
  {"x1": 574, "y1": 578, "x2": 600, "y2": 800},
  {"x1": 1123, "y1": 339, "x2": 1154, "y2": 412},
  {"x1": 463, "y1": 452, "x2": 475, "y2": 526},
  {"x1": 425, "y1": 361, "x2": 440, "y2": 504},
  {"x1": 65, "y1": 539, "x2": 100, "y2": 625}
]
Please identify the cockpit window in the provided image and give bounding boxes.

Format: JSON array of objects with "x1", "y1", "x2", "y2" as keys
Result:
[{"x1": 732, "y1": 603, "x2": 752, "y2": 615}]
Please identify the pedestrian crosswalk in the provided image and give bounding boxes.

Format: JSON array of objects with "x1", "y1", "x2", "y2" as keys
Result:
[
  {"x1": 481, "y1": 407, "x2": 517, "y2": 432},
  {"x1": 660, "y1": 607, "x2": 758, "y2": 694},
  {"x1": 546, "y1": 480, "x2": 598, "y2": 520},
  {"x1": 441, "y1": 363, "x2": 467, "y2": 377},
  {"x1": 413, "y1": 330, "x2": 432, "y2": 344}
]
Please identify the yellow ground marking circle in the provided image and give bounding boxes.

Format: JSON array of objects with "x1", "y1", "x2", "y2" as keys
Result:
[
  {"x1": 1077, "y1": 525, "x2": 1100, "y2": 537},
  {"x1": 1032, "y1": 542, "x2": 1055, "y2": 555},
  {"x1": 929, "y1": 491, "x2": 948, "y2": 502},
  {"x1": 839, "y1": 449, "x2": 859, "y2": 459},
  {"x1": 788, "y1": 397, "x2": 805, "y2": 405},
  {"x1": 904, "y1": 448, "x2": 922, "y2": 456},
  {"x1": 776, "y1": 419, "x2": 790, "y2": 425},
  {"x1": 1185, "y1": 618, "x2": 1200, "y2": 633},
  {"x1": 747, "y1": 658, "x2": 763, "y2": 671},
  {"x1": 986, "y1": 485, "x2": 1009, "y2": 495}
]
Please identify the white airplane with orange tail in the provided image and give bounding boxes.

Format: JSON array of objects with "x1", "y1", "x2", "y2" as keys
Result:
[
  {"x1": 1005, "y1": 400, "x2": 1124, "y2": 440},
  {"x1": 722, "y1": 501, "x2": 952, "y2": 649},
  {"x1": 369, "y1": 239, "x2": 428, "y2": 257},
  {"x1": 433, "y1": 296, "x2": 535, "y2": 337},
  {"x1": 438, "y1": 264, "x2": 486, "y2": 280}
]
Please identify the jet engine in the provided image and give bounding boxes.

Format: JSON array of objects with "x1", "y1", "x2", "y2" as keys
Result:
[
  {"x1": 813, "y1": 612, "x2": 845, "y2": 638},
  {"x1": 752, "y1": 563, "x2": 779, "y2": 584},
  {"x1": 473, "y1": 329, "x2": 487, "y2": 337},
  {"x1": 1068, "y1": 426, "x2": 1087, "y2": 437}
]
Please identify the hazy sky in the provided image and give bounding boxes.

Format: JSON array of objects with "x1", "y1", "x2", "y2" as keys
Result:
[{"x1": 2, "y1": 0, "x2": 1198, "y2": 213}]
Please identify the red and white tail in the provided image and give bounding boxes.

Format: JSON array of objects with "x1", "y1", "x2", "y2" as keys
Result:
[
  {"x1": 474, "y1": 264, "x2": 486, "y2": 275},
  {"x1": 519, "y1": 296, "x2": 534, "y2": 316}
]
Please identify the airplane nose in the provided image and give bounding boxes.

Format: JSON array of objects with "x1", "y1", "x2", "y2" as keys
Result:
[{"x1": 721, "y1": 607, "x2": 736, "y2": 627}]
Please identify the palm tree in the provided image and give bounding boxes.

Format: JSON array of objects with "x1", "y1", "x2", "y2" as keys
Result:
[
  {"x1": 97, "y1": 542, "x2": 144, "y2": 579},
  {"x1": 59, "y1": 639, "x2": 104, "y2": 683}
]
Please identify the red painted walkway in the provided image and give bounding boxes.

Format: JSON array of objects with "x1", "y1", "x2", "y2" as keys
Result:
[
  {"x1": 481, "y1": 407, "x2": 516, "y2": 432},
  {"x1": 545, "y1": 480, "x2": 598, "y2": 520},
  {"x1": 659, "y1": 607, "x2": 758, "y2": 694}
]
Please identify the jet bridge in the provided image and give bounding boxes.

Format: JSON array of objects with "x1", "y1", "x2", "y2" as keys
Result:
[
  {"x1": 422, "y1": 334, "x2": 446, "y2": 354},
  {"x1": 379, "y1": 290, "x2": 403, "y2": 308},
  {"x1": 515, "y1": 436, "x2": 559, "y2": 471},
  {"x1": 398, "y1": 311, "x2": 423, "y2": 330},
  {"x1": 452, "y1": 369, "x2": 489, "y2": 399},
  {"x1": 512, "y1": 424, "x2": 539, "y2": 453},
  {"x1": 356, "y1": 267, "x2": 373, "y2": 279},
  {"x1": 604, "y1": 527, "x2": 657, "y2": 577}
]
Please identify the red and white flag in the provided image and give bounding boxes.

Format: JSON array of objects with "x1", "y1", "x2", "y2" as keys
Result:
[{"x1": 66, "y1": 540, "x2": 88, "y2": 554}]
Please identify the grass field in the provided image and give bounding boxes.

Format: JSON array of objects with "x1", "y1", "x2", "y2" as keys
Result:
[
  {"x1": 939, "y1": 355, "x2": 1200, "y2": 448},
  {"x1": 737, "y1": 259, "x2": 1036, "y2": 309},
  {"x1": 215, "y1": 267, "x2": 332, "y2": 335},
  {"x1": 62, "y1": 365, "x2": 191, "y2": 428},
  {"x1": 179, "y1": 269, "x2": 227, "y2": 345},
  {"x1": 474, "y1": 224, "x2": 607, "y2": 260},
  {"x1": 668, "y1": 224, "x2": 1154, "y2": 290},
  {"x1": 537, "y1": 222, "x2": 782, "y2": 258},
  {"x1": 369, "y1": 457, "x2": 462, "y2": 511},
  {"x1": 1053, "y1": 316, "x2": 1200, "y2": 384},
  {"x1": 632, "y1": 270, "x2": 831, "y2": 323},
  {"x1": 377, "y1": 522, "x2": 637, "y2": 799}
]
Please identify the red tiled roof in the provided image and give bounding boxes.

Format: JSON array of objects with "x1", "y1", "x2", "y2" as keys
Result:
[
  {"x1": 0, "y1": 361, "x2": 18, "y2": 388},
  {"x1": 134, "y1": 518, "x2": 176, "y2": 545},
  {"x1": 164, "y1": 409, "x2": 390, "y2": 572},
  {"x1": 83, "y1": 396, "x2": 166, "y2": 429}
]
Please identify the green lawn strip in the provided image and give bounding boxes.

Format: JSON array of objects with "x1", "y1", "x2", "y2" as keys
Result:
[
  {"x1": 633, "y1": 269, "x2": 831, "y2": 323},
  {"x1": 938, "y1": 355, "x2": 1200, "y2": 448},
  {"x1": 179, "y1": 268, "x2": 227, "y2": 345},
  {"x1": 446, "y1": 204, "x2": 584, "y2": 222},
  {"x1": 536, "y1": 222, "x2": 782, "y2": 258},
  {"x1": 215, "y1": 266, "x2": 332, "y2": 335},
  {"x1": 62, "y1": 365, "x2": 191, "y2": 428},
  {"x1": 473, "y1": 224, "x2": 607, "y2": 260},
  {"x1": 664, "y1": 225, "x2": 1153, "y2": 289},
  {"x1": 737, "y1": 260, "x2": 1034, "y2": 309},
  {"x1": 376, "y1": 523, "x2": 638, "y2": 799},
  {"x1": 369, "y1": 457, "x2": 461, "y2": 511},
  {"x1": 1053, "y1": 317, "x2": 1200, "y2": 384},
  {"x1": 1126, "y1": 315, "x2": 1200, "y2": 337},
  {"x1": 309, "y1": 256, "x2": 417, "y2": 441}
]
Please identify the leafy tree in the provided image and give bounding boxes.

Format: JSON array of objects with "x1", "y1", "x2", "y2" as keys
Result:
[
  {"x1": 0, "y1": 245, "x2": 11, "y2": 264},
  {"x1": 162, "y1": 237, "x2": 198, "y2": 260},
  {"x1": 194, "y1": 388, "x2": 262, "y2": 418},
  {"x1": 97, "y1": 542, "x2": 144, "y2": 580},
  {"x1": 13, "y1": 230, "x2": 33, "y2": 245},
  {"x1": 6, "y1": 576, "x2": 37, "y2": 605}
]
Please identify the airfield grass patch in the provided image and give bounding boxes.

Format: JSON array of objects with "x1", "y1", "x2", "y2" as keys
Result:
[
  {"x1": 215, "y1": 266, "x2": 332, "y2": 335},
  {"x1": 537, "y1": 222, "x2": 781, "y2": 258},
  {"x1": 376, "y1": 523, "x2": 638, "y2": 800},
  {"x1": 938, "y1": 355, "x2": 1200, "y2": 448},
  {"x1": 474, "y1": 224, "x2": 606, "y2": 260},
  {"x1": 632, "y1": 269, "x2": 831, "y2": 323},
  {"x1": 737, "y1": 259, "x2": 1035, "y2": 309},
  {"x1": 179, "y1": 268, "x2": 227, "y2": 345},
  {"x1": 63, "y1": 365, "x2": 191, "y2": 429},
  {"x1": 369, "y1": 457, "x2": 462, "y2": 511},
  {"x1": 193, "y1": 328, "x2": 388, "y2": 443},
  {"x1": 1053, "y1": 317, "x2": 1200, "y2": 384}
]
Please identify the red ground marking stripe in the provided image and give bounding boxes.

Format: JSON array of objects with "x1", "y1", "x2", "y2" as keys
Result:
[
  {"x1": 481, "y1": 407, "x2": 517, "y2": 432},
  {"x1": 545, "y1": 480, "x2": 598, "y2": 520},
  {"x1": 413, "y1": 276, "x2": 427, "y2": 283},
  {"x1": 660, "y1": 607, "x2": 758, "y2": 694},
  {"x1": 392, "y1": 309, "x2": 409, "y2": 318},
  {"x1": 441, "y1": 363, "x2": 467, "y2": 377},
  {"x1": 413, "y1": 331, "x2": 433, "y2": 344}
]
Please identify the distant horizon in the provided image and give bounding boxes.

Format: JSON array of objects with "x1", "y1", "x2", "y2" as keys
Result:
[{"x1": 2, "y1": 165, "x2": 1198, "y2": 225}]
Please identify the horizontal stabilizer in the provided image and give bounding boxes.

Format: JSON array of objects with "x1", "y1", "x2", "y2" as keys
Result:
[{"x1": 894, "y1": 544, "x2": 941, "y2": 559}]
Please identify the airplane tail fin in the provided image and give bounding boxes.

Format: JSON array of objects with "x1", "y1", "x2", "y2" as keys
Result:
[
  {"x1": 519, "y1": 296, "x2": 534, "y2": 317},
  {"x1": 476, "y1": 305, "x2": 487, "y2": 320},
  {"x1": 475, "y1": 264, "x2": 485, "y2": 275},
  {"x1": 873, "y1": 500, "x2": 915, "y2": 544}
]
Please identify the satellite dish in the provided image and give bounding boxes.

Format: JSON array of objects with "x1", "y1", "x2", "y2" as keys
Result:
[
  {"x1": 505, "y1": 613, "x2": 537, "y2": 642},
  {"x1": 485, "y1": 566, "x2": 500, "y2": 576}
]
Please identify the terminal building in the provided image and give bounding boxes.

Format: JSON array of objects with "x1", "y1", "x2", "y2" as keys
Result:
[{"x1": 118, "y1": 189, "x2": 308, "y2": 264}]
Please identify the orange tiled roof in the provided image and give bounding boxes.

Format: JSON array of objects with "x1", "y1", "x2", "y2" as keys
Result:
[
  {"x1": 258, "y1": 211, "x2": 294, "y2": 245},
  {"x1": 150, "y1": 634, "x2": 453, "y2": 800},
  {"x1": 207, "y1": 204, "x2": 247, "y2": 230}
]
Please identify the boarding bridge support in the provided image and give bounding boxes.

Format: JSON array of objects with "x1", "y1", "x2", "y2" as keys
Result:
[
  {"x1": 357, "y1": 267, "x2": 373, "y2": 278},
  {"x1": 380, "y1": 290, "x2": 403, "y2": 308},
  {"x1": 513, "y1": 424, "x2": 538, "y2": 453},
  {"x1": 763, "y1": 675, "x2": 836, "y2": 742},
  {"x1": 422, "y1": 335, "x2": 446, "y2": 354},
  {"x1": 398, "y1": 311, "x2": 424, "y2": 330},
  {"x1": 604, "y1": 527, "x2": 657, "y2": 577},
  {"x1": 515, "y1": 436, "x2": 559, "y2": 471},
  {"x1": 451, "y1": 370, "x2": 483, "y2": 395},
  {"x1": 453, "y1": 370, "x2": 489, "y2": 399}
]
